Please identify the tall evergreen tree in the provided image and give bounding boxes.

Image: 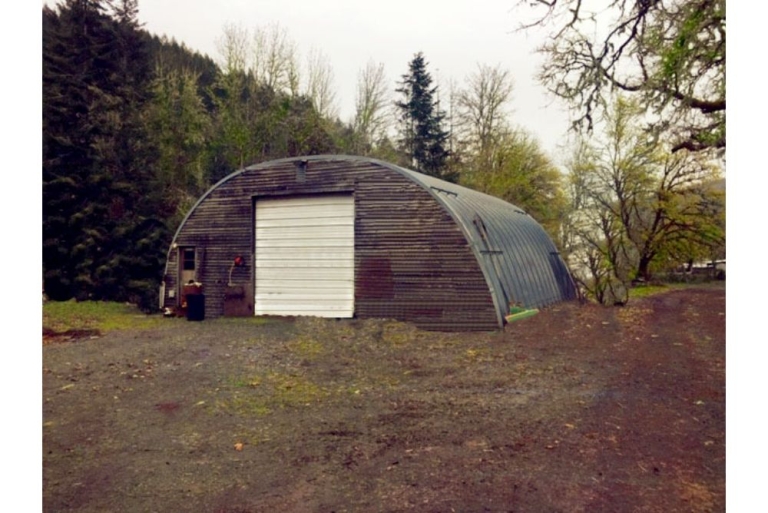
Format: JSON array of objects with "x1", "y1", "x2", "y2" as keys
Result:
[
  {"x1": 44, "y1": 0, "x2": 115, "y2": 300},
  {"x1": 395, "y1": 53, "x2": 452, "y2": 181},
  {"x1": 43, "y1": 0, "x2": 168, "y2": 310}
]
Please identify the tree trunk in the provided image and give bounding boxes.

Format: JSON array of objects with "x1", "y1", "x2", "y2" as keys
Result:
[{"x1": 637, "y1": 255, "x2": 653, "y2": 282}]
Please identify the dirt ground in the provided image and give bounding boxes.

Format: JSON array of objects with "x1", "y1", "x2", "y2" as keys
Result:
[{"x1": 43, "y1": 284, "x2": 725, "y2": 512}]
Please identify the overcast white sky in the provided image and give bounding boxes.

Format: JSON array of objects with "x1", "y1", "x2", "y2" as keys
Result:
[{"x1": 133, "y1": 0, "x2": 573, "y2": 160}]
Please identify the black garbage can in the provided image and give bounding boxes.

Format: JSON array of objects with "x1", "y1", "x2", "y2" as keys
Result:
[{"x1": 186, "y1": 293, "x2": 205, "y2": 321}]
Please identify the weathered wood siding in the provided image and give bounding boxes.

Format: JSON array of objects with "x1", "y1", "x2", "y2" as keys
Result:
[{"x1": 163, "y1": 158, "x2": 498, "y2": 331}]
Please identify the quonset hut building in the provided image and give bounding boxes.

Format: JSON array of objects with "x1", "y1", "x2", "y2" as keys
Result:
[{"x1": 160, "y1": 156, "x2": 577, "y2": 331}]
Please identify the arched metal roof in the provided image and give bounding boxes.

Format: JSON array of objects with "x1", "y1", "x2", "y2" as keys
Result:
[{"x1": 368, "y1": 160, "x2": 577, "y2": 323}]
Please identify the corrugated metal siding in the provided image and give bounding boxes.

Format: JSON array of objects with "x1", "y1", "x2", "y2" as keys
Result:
[
  {"x1": 255, "y1": 194, "x2": 354, "y2": 317},
  {"x1": 388, "y1": 166, "x2": 578, "y2": 314},
  {"x1": 162, "y1": 157, "x2": 498, "y2": 331}
]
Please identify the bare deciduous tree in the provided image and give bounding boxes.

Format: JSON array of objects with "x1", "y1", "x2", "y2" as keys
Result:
[
  {"x1": 352, "y1": 60, "x2": 391, "y2": 154},
  {"x1": 456, "y1": 63, "x2": 514, "y2": 157},
  {"x1": 215, "y1": 23, "x2": 249, "y2": 74},
  {"x1": 304, "y1": 47, "x2": 338, "y2": 119},
  {"x1": 286, "y1": 50, "x2": 301, "y2": 98},
  {"x1": 518, "y1": 0, "x2": 725, "y2": 153},
  {"x1": 252, "y1": 23, "x2": 299, "y2": 94}
]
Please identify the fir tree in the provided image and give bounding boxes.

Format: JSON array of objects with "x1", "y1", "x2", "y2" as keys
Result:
[
  {"x1": 395, "y1": 52, "x2": 453, "y2": 181},
  {"x1": 43, "y1": 0, "x2": 168, "y2": 310},
  {"x1": 43, "y1": 0, "x2": 116, "y2": 300}
]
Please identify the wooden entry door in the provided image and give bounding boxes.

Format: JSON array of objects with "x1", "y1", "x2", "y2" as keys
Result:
[{"x1": 179, "y1": 247, "x2": 197, "y2": 288}]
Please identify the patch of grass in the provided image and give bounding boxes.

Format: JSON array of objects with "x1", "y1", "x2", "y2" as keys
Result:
[
  {"x1": 270, "y1": 373, "x2": 329, "y2": 406},
  {"x1": 381, "y1": 323, "x2": 418, "y2": 346},
  {"x1": 231, "y1": 376, "x2": 265, "y2": 388},
  {"x1": 216, "y1": 395, "x2": 272, "y2": 417},
  {"x1": 43, "y1": 300, "x2": 165, "y2": 334},
  {"x1": 628, "y1": 282, "x2": 690, "y2": 299},
  {"x1": 463, "y1": 348, "x2": 492, "y2": 363},
  {"x1": 288, "y1": 335, "x2": 324, "y2": 359},
  {"x1": 221, "y1": 372, "x2": 330, "y2": 416},
  {"x1": 232, "y1": 426, "x2": 274, "y2": 446}
]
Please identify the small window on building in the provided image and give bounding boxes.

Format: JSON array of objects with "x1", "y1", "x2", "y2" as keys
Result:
[{"x1": 182, "y1": 248, "x2": 196, "y2": 271}]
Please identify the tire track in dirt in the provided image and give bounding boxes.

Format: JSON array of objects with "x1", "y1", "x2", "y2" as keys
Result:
[{"x1": 578, "y1": 289, "x2": 725, "y2": 512}]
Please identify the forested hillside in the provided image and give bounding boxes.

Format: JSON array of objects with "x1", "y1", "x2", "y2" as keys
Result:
[{"x1": 43, "y1": 1, "x2": 347, "y2": 310}]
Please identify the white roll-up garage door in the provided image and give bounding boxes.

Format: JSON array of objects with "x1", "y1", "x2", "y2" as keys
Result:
[{"x1": 255, "y1": 194, "x2": 354, "y2": 317}]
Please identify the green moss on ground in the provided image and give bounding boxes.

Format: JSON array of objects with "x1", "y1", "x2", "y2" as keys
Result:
[{"x1": 43, "y1": 300, "x2": 165, "y2": 334}]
